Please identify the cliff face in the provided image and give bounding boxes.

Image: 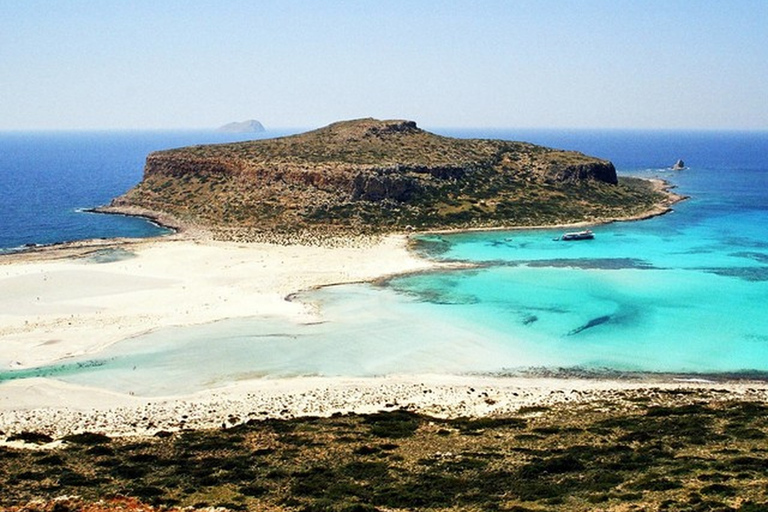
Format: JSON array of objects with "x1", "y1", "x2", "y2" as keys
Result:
[{"x1": 112, "y1": 118, "x2": 664, "y2": 236}]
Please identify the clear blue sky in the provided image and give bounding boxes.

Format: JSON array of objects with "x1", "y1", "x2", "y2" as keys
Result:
[{"x1": 1, "y1": 0, "x2": 766, "y2": 130}]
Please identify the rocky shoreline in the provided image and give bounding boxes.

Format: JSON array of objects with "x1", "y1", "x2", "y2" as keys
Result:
[
  {"x1": 90, "y1": 174, "x2": 684, "y2": 248},
  {"x1": 4, "y1": 374, "x2": 768, "y2": 443}
]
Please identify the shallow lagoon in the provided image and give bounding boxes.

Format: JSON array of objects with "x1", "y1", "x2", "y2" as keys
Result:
[{"x1": 2, "y1": 130, "x2": 768, "y2": 395}]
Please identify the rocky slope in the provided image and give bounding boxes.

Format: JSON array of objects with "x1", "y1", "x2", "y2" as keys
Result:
[
  {"x1": 4, "y1": 396, "x2": 768, "y2": 511},
  {"x1": 108, "y1": 118, "x2": 669, "y2": 238}
]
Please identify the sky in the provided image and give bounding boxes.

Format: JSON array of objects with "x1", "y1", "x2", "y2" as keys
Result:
[{"x1": 1, "y1": 0, "x2": 766, "y2": 131}]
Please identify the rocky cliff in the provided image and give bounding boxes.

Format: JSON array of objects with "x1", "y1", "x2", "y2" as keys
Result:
[{"x1": 110, "y1": 118, "x2": 667, "y2": 237}]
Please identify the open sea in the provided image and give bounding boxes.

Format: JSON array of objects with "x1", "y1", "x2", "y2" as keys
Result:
[
  {"x1": 0, "y1": 130, "x2": 284, "y2": 252},
  {"x1": 2, "y1": 128, "x2": 768, "y2": 395}
]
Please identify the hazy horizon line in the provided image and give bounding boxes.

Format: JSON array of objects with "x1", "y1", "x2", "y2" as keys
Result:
[{"x1": 1, "y1": 124, "x2": 767, "y2": 134}]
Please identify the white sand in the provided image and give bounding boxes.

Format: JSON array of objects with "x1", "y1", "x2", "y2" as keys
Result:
[
  {"x1": 0, "y1": 235, "x2": 435, "y2": 371},
  {"x1": 3, "y1": 373, "x2": 768, "y2": 440},
  {"x1": 2, "y1": 234, "x2": 768, "y2": 441}
]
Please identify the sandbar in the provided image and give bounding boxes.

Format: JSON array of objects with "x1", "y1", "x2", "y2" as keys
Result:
[
  {"x1": 0, "y1": 235, "x2": 438, "y2": 371},
  {"x1": 2, "y1": 232, "x2": 767, "y2": 441}
]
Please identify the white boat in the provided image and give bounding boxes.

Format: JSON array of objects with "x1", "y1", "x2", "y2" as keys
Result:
[{"x1": 559, "y1": 230, "x2": 594, "y2": 241}]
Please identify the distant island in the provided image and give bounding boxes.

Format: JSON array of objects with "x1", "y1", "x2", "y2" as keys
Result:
[
  {"x1": 217, "y1": 119, "x2": 265, "y2": 133},
  {"x1": 105, "y1": 118, "x2": 677, "y2": 240}
]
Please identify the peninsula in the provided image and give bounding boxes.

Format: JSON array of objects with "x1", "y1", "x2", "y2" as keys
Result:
[{"x1": 103, "y1": 118, "x2": 674, "y2": 240}]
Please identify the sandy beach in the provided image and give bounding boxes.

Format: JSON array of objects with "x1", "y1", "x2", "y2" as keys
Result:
[
  {"x1": 0, "y1": 234, "x2": 436, "y2": 435},
  {"x1": 0, "y1": 234, "x2": 435, "y2": 371},
  {"x1": 3, "y1": 370, "x2": 768, "y2": 444},
  {"x1": 3, "y1": 231, "x2": 768, "y2": 443}
]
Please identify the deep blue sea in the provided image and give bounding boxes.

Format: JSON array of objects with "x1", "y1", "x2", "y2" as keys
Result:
[
  {"x1": 2, "y1": 128, "x2": 768, "y2": 395},
  {"x1": 0, "y1": 130, "x2": 289, "y2": 252}
]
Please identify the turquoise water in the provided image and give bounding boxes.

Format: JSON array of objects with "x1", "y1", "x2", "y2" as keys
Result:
[
  {"x1": 2, "y1": 130, "x2": 768, "y2": 395},
  {"x1": 2, "y1": 287, "x2": 518, "y2": 395}
]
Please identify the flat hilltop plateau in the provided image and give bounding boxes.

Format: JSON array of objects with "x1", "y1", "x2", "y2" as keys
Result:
[{"x1": 103, "y1": 118, "x2": 676, "y2": 240}]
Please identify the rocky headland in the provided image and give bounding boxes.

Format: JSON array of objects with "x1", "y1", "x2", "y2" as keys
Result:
[{"x1": 103, "y1": 118, "x2": 675, "y2": 241}]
